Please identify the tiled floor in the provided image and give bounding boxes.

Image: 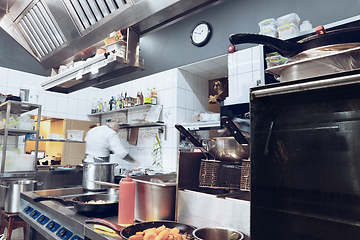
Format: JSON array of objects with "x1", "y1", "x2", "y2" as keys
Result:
[{"x1": 1, "y1": 228, "x2": 24, "y2": 240}]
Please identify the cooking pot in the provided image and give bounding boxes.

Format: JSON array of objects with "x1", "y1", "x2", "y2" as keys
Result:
[
  {"x1": 229, "y1": 26, "x2": 360, "y2": 81},
  {"x1": 193, "y1": 227, "x2": 244, "y2": 240},
  {"x1": 85, "y1": 218, "x2": 196, "y2": 240},
  {"x1": 33, "y1": 194, "x2": 118, "y2": 217},
  {"x1": 82, "y1": 162, "x2": 118, "y2": 191},
  {"x1": 1, "y1": 179, "x2": 42, "y2": 213}
]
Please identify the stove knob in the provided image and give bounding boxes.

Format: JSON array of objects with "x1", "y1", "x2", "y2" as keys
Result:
[
  {"x1": 49, "y1": 222, "x2": 55, "y2": 229},
  {"x1": 24, "y1": 206, "x2": 31, "y2": 212},
  {"x1": 31, "y1": 211, "x2": 37, "y2": 217},
  {"x1": 39, "y1": 216, "x2": 45, "y2": 222},
  {"x1": 59, "y1": 229, "x2": 67, "y2": 236}
]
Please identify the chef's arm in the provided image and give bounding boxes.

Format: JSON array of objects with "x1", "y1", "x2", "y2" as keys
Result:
[{"x1": 123, "y1": 153, "x2": 140, "y2": 167}]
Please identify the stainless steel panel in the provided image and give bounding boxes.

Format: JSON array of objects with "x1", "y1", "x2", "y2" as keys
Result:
[
  {"x1": 96, "y1": 0, "x2": 110, "y2": 17},
  {"x1": 71, "y1": 0, "x2": 91, "y2": 29},
  {"x1": 36, "y1": 2, "x2": 65, "y2": 45},
  {"x1": 32, "y1": 4, "x2": 60, "y2": 47},
  {"x1": 87, "y1": 0, "x2": 103, "y2": 21},
  {"x1": 18, "y1": 19, "x2": 45, "y2": 57},
  {"x1": 177, "y1": 190, "x2": 250, "y2": 240}
]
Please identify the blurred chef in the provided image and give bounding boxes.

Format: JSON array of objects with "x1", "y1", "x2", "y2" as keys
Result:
[{"x1": 84, "y1": 122, "x2": 140, "y2": 166}]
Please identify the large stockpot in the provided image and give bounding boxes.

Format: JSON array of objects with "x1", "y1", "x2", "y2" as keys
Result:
[
  {"x1": 82, "y1": 162, "x2": 118, "y2": 191},
  {"x1": 132, "y1": 174, "x2": 177, "y2": 221},
  {"x1": 1, "y1": 179, "x2": 41, "y2": 213}
]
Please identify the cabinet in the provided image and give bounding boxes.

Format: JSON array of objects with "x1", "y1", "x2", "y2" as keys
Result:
[
  {"x1": 25, "y1": 118, "x2": 97, "y2": 166},
  {"x1": 0, "y1": 100, "x2": 41, "y2": 175}
]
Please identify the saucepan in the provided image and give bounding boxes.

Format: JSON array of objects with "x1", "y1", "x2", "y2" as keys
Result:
[
  {"x1": 33, "y1": 194, "x2": 118, "y2": 217},
  {"x1": 175, "y1": 116, "x2": 250, "y2": 162},
  {"x1": 85, "y1": 218, "x2": 196, "y2": 240},
  {"x1": 229, "y1": 26, "x2": 360, "y2": 81}
]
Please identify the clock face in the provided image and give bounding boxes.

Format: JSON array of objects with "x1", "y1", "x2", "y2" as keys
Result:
[{"x1": 190, "y1": 21, "x2": 211, "y2": 47}]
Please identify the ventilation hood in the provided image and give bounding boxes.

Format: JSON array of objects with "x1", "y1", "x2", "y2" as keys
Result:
[{"x1": 0, "y1": 0, "x2": 225, "y2": 72}]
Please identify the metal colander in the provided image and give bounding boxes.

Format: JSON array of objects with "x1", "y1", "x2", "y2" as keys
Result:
[{"x1": 199, "y1": 159, "x2": 242, "y2": 190}]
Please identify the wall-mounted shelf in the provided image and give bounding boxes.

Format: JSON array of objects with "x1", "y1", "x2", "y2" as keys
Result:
[
  {"x1": 41, "y1": 28, "x2": 145, "y2": 94},
  {"x1": 88, "y1": 104, "x2": 152, "y2": 117},
  {"x1": 179, "y1": 121, "x2": 221, "y2": 130}
]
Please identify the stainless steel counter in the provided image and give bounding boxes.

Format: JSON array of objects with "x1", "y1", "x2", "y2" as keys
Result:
[{"x1": 20, "y1": 187, "x2": 119, "y2": 240}]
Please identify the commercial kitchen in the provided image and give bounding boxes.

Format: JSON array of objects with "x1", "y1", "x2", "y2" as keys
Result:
[{"x1": 1, "y1": 0, "x2": 360, "y2": 239}]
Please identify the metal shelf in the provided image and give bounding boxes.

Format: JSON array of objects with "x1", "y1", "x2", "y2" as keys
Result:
[
  {"x1": 0, "y1": 101, "x2": 41, "y2": 175},
  {"x1": 26, "y1": 139, "x2": 85, "y2": 143},
  {"x1": 0, "y1": 101, "x2": 41, "y2": 115},
  {"x1": 0, "y1": 128, "x2": 37, "y2": 136},
  {"x1": 179, "y1": 121, "x2": 221, "y2": 130}
]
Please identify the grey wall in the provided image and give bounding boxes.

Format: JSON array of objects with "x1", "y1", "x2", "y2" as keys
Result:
[
  {"x1": 1, "y1": 0, "x2": 360, "y2": 82},
  {"x1": 0, "y1": 28, "x2": 49, "y2": 76}
]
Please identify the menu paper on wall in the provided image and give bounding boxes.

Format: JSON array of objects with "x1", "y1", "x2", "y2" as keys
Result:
[{"x1": 145, "y1": 105, "x2": 162, "y2": 122}]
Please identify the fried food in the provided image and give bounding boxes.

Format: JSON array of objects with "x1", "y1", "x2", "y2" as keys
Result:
[{"x1": 128, "y1": 225, "x2": 191, "y2": 240}]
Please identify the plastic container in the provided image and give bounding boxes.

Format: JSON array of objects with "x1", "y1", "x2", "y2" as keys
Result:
[
  {"x1": 258, "y1": 18, "x2": 278, "y2": 31},
  {"x1": 260, "y1": 26, "x2": 279, "y2": 38},
  {"x1": 278, "y1": 23, "x2": 300, "y2": 39},
  {"x1": 265, "y1": 52, "x2": 287, "y2": 67},
  {"x1": 118, "y1": 172, "x2": 135, "y2": 226},
  {"x1": 277, "y1": 13, "x2": 300, "y2": 27},
  {"x1": 300, "y1": 20, "x2": 313, "y2": 31},
  {"x1": 67, "y1": 130, "x2": 84, "y2": 141}
]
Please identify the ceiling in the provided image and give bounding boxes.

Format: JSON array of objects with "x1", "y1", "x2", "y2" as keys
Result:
[
  {"x1": 178, "y1": 54, "x2": 228, "y2": 80},
  {"x1": 0, "y1": 0, "x2": 15, "y2": 20}
]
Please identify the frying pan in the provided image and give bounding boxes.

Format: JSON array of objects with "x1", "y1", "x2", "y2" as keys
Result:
[
  {"x1": 33, "y1": 194, "x2": 118, "y2": 217},
  {"x1": 175, "y1": 119, "x2": 250, "y2": 162},
  {"x1": 85, "y1": 218, "x2": 196, "y2": 240},
  {"x1": 229, "y1": 26, "x2": 360, "y2": 58}
]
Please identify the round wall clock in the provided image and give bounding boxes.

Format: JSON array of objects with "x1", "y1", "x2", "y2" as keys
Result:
[{"x1": 190, "y1": 21, "x2": 212, "y2": 47}]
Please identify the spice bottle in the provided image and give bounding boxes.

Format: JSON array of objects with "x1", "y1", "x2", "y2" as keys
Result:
[{"x1": 118, "y1": 172, "x2": 135, "y2": 226}]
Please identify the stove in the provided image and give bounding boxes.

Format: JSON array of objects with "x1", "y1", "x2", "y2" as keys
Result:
[{"x1": 20, "y1": 187, "x2": 119, "y2": 240}]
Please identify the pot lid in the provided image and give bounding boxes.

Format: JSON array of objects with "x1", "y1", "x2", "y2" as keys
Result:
[{"x1": 266, "y1": 43, "x2": 360, "y2": 77}]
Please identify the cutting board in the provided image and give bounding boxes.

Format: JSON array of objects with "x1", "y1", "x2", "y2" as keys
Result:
[{"x1": 129, "y1": 128, "x2": 139, "y2": 146}]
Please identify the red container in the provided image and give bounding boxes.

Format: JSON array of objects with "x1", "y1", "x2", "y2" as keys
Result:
[{"x1": 118, "y1": 172, "x2": 135, "y2": 225}]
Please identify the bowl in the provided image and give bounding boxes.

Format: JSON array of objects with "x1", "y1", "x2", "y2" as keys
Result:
[{"x1": 193, "y1": 227, "x2": 244, "y2": 240}]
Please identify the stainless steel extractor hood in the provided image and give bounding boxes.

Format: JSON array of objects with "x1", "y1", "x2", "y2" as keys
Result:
[{"x1": 0, "y1": 0, "x2": 226, "y2": 93}]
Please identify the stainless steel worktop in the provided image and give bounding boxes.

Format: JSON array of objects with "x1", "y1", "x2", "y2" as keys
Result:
[{"x1": 20, "y1": 187, "x2": 119, "y2": 240}]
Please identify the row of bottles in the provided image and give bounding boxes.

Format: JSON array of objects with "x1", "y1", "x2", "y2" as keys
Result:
[{"x1": 90, "y1": 87, "x2": 157, "y2": 114}]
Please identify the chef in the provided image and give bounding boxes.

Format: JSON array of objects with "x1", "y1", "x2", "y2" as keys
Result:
[{"x1": 84, "y1": 122, "x2": 140, "y2": 166}]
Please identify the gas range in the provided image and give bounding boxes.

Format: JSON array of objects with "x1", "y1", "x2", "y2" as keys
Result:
[{"x1": 19, "y1": 187, "x2": 119, "y2": 240}]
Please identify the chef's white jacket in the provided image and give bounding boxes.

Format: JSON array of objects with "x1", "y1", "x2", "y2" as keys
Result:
[{"x1": 84, "y1": 125, "x2": 128, "y2": 162}]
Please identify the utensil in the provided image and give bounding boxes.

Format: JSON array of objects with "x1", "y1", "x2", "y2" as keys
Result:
[
  {"x1": 85, "y1": 218, "x2": 196, "y2": 240},
  {"x1": 33, "y1": 194, "x2": 118, "y2": 217},
  {"x1": 229, "y1": 25, "x2": 360, "y2": 58},
  {"x1": 193, "y1": 227, "x2": 244, "y2": 240}
]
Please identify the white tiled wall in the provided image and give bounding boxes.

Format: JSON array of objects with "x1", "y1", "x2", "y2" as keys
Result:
[
  {"x1": 225, "y1": 45, "x2": 265, "y2": 105},
  {"x1": 0, "y1": 62, "x2": 209, "y2": 173}
]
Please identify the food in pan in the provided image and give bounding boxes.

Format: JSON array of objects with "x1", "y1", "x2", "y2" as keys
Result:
[
  {"x1": 128, "y1": 225, "x2": 191, "y2": 240},
  {"x1": 86, "y1": 200, "x2": 116, "y2": 204}
]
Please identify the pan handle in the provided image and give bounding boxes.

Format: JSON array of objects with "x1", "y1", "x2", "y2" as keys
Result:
[
  {"x1": 33, "y1": 196, "x2": 76, "y2": 206},
  {"x1": 85, "y1": 218, "x2": 124, "y2": 235},
  {"x1": 175, "y1": 124, "x2": 215, "y2": 159},
  {"x1": 221, "y1": 116, "x2": 248, "y2": 144},
  {"x1": 229, "y1": 33, "x2": 300, "y2": 58}
]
